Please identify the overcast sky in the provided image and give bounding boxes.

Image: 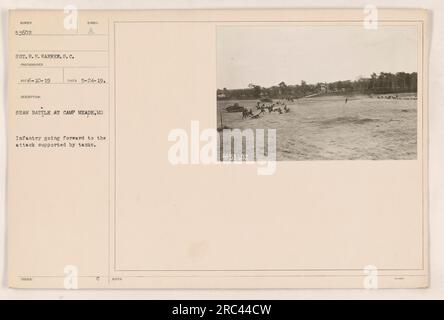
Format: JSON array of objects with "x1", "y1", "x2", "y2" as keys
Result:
[{"x1": 217, "y1": 25, "x2": 418, "y2": 89}]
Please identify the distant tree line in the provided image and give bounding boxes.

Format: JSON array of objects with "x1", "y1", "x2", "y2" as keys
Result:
[{"x1": 217, "y1": 72, "x2": 418, "y2": 100}]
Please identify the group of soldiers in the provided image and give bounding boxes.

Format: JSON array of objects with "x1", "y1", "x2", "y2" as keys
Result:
[
  {"x1": 257, "y1": 101, "x2": 290, "y2": 114},
  {"x1": 241, "y1": 100, "x2": 291, "y2": 119},
  {"x1": 242, "y1": 108, "x2": 254, "y2": 119}
]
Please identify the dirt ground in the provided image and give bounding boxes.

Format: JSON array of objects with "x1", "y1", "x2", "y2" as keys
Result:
[{"x1": 217, "y1": 95, "x2": 417, "y2": 160}]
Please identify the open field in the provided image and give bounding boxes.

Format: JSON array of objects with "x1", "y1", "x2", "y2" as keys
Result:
[{"x1": 217, "y1": 95, "x2": 417, "y2": 160}]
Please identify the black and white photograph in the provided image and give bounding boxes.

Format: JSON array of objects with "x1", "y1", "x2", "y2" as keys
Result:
[{"x1": 217, "y1": 25, "x2": 419, "y2": 160}]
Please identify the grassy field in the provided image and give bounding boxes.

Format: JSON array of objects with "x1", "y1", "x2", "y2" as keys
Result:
[{"x1": 217, "y1": 95, "x2": 417, "y2": 160}]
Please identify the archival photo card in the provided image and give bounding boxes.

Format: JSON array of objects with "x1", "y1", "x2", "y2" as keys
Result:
[{"x1": 7, "y1": 9, "x2": 428, "y2": 289}]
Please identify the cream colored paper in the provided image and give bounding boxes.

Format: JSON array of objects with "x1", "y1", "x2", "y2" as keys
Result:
[{"x1": 7, "y1": 9, "x2": 429, "y2": 288}]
